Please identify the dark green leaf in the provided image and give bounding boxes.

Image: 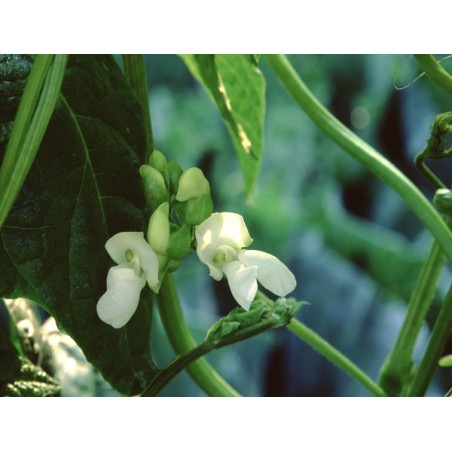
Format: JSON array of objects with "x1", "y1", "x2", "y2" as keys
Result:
[
  {"x1": 0, "y1": 55, "x2": 156, "y2": 395},
  {"x1": 181, "y1": 55, "x2": 265, "y2": 195},
  {"x1": 0, "y1": 329, "x2": 22, "y2": 382}
]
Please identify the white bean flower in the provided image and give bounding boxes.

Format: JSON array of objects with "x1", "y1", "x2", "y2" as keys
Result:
[
  {"x1": 96, "y1": 232, "x2": 159, "y2": 328},
  {"x1": 195, "y1": 213, "x2": 296, "y2": 310}
]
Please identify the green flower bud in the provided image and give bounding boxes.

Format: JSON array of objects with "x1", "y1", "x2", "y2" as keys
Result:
[
  {"x1": 149, "y1": 150, "x2": 169, "y2": 185},
  {"x1": 167, "y1": 161, "x2": 183, "y2": 195},
  {"x1": 147, "y1": 202, "x2": 170, "y2": 255},
  {"x1": 183, "y1": 193, "x2": 213, "y2": 226},
  {"x1": 176, "y1": 167, "x2": 210, "y2": 202},
  {"x1": 433, "y1": 188, "x2": 452, "y2": 216},
  {"x1": 167, "y1": 223, "x2": 192, "y2": 260},
  {"x1": 439, "y1": 354, "x2": 452, "y2": 367},
  {"x1": 149, "y1": 150, "x2": 168, "y2": 173},
  {"x1": 140, "y1": 165, "x2": 169, "y2": 211}
]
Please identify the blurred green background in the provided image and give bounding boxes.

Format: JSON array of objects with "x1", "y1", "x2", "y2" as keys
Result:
[
  {"x1": 2, "y1": 55, "x2": 451, "y2": 396},
  {"x1": 147, "y1": 55, "x2": 452, "y2": 396}
]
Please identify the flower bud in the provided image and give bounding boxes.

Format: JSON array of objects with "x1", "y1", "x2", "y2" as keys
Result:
[
  {"x1": 439, "y1": 354, "x2": 452, "y2": 367},
  {"x1": 167, "y1": 224, "x2": 192, "y2": 260},
  {"x1": 183, "y1": 193, "x2": 213, "y2": 226},
  {"x1": 140, "y1": 164, "x2": 169, "y2": 211},
  {"x1": 433, "y1": 188, "x2": 452, "y2": 216},
  {"x1": 176, "y1": 167, "x2": 210, "y2": 202},
  {"x1": 168, "y1": 161, "x2": 183, "y2": 195},
  {"x1": 147, "y1": 202, "x2": 170, "y2": 255},
  {"x1": 149, "y1": 150, "x2": 168, "y2": 173}
]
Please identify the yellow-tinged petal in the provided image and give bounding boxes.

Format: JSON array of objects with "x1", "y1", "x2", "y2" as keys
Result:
[{"x1": 196, "y1": 213, "x2": 253, "y2": 280}]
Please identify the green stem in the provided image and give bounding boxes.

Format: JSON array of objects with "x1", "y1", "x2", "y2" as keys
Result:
[
  {"x1": 378, "y1": 240, "x2": 446, "y2": 395},
  {"x1": 122, "y1": 55, "x2": 154, "y2": 160},
  {"x1": 144, "y1": 299, "x2": 289, "y2": 396},
  {"x1": 414, "y1": 55, "x2": 452, "y2": 95},
  {"x1": 407, "y1": 286, "x2": 452, "y2": 396},
  {"x1": 265, "y1": 55, "x2": 452, "y2": 264},
  {"x1": 157, "y1": 275, "x2": 241, "y2": 396},
  {"x1": 287, "y1": 319, "x2": 386, "y2": 397},
  {"x1": 0, "y1": 55, "x2": 68, "y2": 229}
]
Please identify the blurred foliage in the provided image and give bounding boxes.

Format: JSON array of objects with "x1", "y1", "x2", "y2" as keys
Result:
[{"x1": 147, "y1": 54, "x2": 451, "y2": 396}]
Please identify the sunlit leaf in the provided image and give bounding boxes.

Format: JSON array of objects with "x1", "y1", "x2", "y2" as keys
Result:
[{"x1": 181, "y1": 54, "x2": 265, "y2": 195}]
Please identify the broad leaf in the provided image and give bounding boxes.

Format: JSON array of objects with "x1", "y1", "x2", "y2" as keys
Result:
[
  {"x1": 0, "y1": 55, "x2": 156, "y2": 395},
  {"x1": 181, "y1": 55, "x2": 265, "y2": 195}
]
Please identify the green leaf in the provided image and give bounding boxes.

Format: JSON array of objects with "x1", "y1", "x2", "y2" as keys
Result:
[
  {"x1": 0, "y1": 330, "x2": 22, "y2": 382},
  {"x1": 205, "y1": 296, "x2": 302, "y2": 346},
  {"x1": 0, "y1": 55, "x2": 156, "y2": 395},
  {"x1": 181, "y1": 55, "x2": 265, "y2": 195}
]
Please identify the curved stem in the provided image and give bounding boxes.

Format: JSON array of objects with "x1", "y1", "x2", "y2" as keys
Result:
[
  {"x1": 378, "y1": 240, "x2": 446, "y2": 394},
  {"x1": 157, "y1": 275, "x2": 241, "y2": 396},
  {"x1": 265, "y1": 55, "x2": 452, "y2": 264},
  {"x1": 407, "y1": 285, "x2": 452, "y2": 396},
  {"x1": 287, "y1": 319, "x2": 386, "y2": 397},
  {"x1": 414, "y1": 55, "x2": 452, "y2": 95},
  {"x1": 122, "y1": 55, "x2": 154, "y2": 160}
]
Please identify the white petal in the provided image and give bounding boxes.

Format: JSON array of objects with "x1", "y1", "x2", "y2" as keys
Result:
[
  {"x1": 222, "y1": 261, "x2": 258, "y2": 311},
  {"x1": 238, "y1": 250, "x2": 296, "y2": 297},
  {"x1": 105, "y1": 231, "x2": 159, "y2": 290},
  {"x1": 195, "y1": 213, "x2": 253, "y2": 280},
  {"x1": 97, "y1": 266, "x2": 146, "y2": 329},
  {"x1": 105, "y1": 231, "x2": 148, "y2": 264},
  {"x1": 136, "y1": 240, "x2": 160, "y2": 290}
]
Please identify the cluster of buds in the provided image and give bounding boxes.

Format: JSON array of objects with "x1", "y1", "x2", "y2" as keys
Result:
[
  {"x1": 97, "y1": 150, "x2": 213, "y2": 328},
  {"x1": 97, "y1": 150, "x2": 296, "y2": 328}
]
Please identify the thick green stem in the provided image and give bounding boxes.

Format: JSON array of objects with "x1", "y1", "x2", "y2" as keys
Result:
[
  {"x1": 287, "y1": 319, "x2": 386, "y2": 397},
  {"x1": 414, "y1": 55, "x2": 452, "y2": 95},
  {"x1": 407, "y1": 286, "x2": 452, "y2": 396},
  {"x1": 122, "y1": 55, "x2": 154, "y2": 160},
  {"x1": 265, "y1": 55, "x2": 452, "y2": 264},
  {"x1": 0, "y1": 55, "x2": 67, "y2": 229},
  {"x1": 378, "y1": 241, "x2": 446, "y2": 395},
  {"x1": 157, "y1": 275, "x2": 241, "y2": 396}
]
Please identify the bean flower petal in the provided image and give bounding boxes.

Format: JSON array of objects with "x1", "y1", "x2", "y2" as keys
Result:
[
  {"x1": 96, "y1": 266, "x2": 146, "y2": 329},
  {"x1": 222, "y1": 261, "x2": 258, "y2": 311},
  {"x1": 105, "y1": 231, "x2": 159, "y2": 289},
  {"x1": 196, "y1": 213, "x2": 253, "y2": 280},
  {"x1": 238, "y1": 250, "x2": 296, "y2": 297}
]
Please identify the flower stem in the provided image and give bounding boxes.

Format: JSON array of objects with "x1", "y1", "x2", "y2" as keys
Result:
[
  {"x1": 0, "y1": 55, "x2": 68, "y2": 229},
  {"x1": 378, "y1": 240, "x2": 446, "y2": 395},
  {"x1": 264, "y1": 55, "x2": 452, "y2": 263},
  {"x1": 122, "y1": 55, "x2": 154, "y2": 160},
  {"x1": 157, "y1": 275, "x2": 241, "y2": 396},
  {"x1": 414, "y1": 54, "x2": 452, "y2": 95},
  {"x1": 286, "y1": 319, "x2": 386, "y2": 397},
  {"x1": 407, "y1": 285, "x2": 452, "y2": 396}
]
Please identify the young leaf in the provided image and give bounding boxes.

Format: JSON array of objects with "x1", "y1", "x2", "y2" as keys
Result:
[
  {"x1": 0, "y1": 55, "x2": 156, "y2": 395},
  {"x1": 181, "y1": 55, "x2": 265, "y2": 195}
]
